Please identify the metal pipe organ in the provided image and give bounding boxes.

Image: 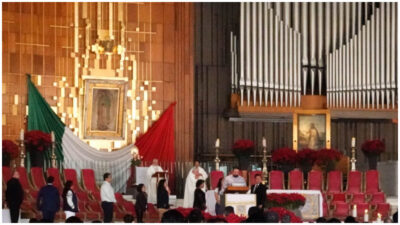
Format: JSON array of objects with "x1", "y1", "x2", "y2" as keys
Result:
[
  {"x1": 231, "y1": 2, "x2": 397, "y2": 110},
  {"x1": 327, "y1": 2, "x2": 397, "y2": 109}
]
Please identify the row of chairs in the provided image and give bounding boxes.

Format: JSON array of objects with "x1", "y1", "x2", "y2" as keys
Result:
[
  {"x1": 211, "y1": 169, "x2": 382, "y2": 194},
  {"x1": 2, "y1": 166, "x2": 159, "y2": 222}
]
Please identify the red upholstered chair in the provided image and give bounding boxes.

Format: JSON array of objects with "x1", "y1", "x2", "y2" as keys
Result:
[
  {"x1": 331, "y1": 201, "x2": 350, "y2": 219},
  {"x1": 87, "y1": 201, "x2": 104, "y2": 216},
  {"x1": 64, "y1": 168, "x2": 86, "y2": 192},
  {"x1": 2, "y1": 166, "x2": 12, "y2": 184},
  {"x1": 210, "y1": 171, "x2": 224, "y2": 190},
  {"x1": 249, "y1": 171, "x2": 262, "y2": 186},
  {"x1": 16, "y1": 167, "x2": 34, "y2": 191},
  {"x1": 323, "y1": 201, "x2": 328, "y2": 217},
  {"x1": 352, "y1": 203, "x2": 370, "y2": 219},
  {"x1": 115, "y1": 192, "x2": 126, "y2": 204},
  {"x1": 369, "y1": 192, "x2": 386, "y2": 205},
  {"x1": 269, "y1": 170, "x2": 284, "y2": 189},
  {"x1": 47, "y1": 168, "x2": 63, "y2": 191},
  {"x1": 81, "y1": 169, "x2": 99, "y2": 193},
  {"x1": 372, "y1": 203, "x2": 391, "y2": 219},
  {"x1": 122, "y1": 201, "x2": 137, "y2": 216},
  {"x1": 365, "y1": 170, "x2": 381, "y2": 194},
  {"x1": 90, "y1": 191, "x2": 101, "y2": 201},
  {"x1": 331, "y1": 192, "x2": 346, "y2": 203},
  {"x1": 346, "y1": 170, "x2": 362, "y2": 194},
  {"x1": 350, "y1": 193, "x2": 366, "y2": 204},
  {"x1": 326, "y1": 171, "x2": 342, "y2": 197},
  {"x1": 75, "y1": 191, "x2": 90, "y2": 202},
  {"x1": 307, "y1": 170, "x2": 323, "y2": 191},
  {"x1": 288, "y1": 169, "x2": 303, "y2": 190},
  {"x1": 78, "y1": 201, "x2": 101, "y2": 221},
  {"x1": 30, "y1": 167, "x2": 46, "y2": 190}
]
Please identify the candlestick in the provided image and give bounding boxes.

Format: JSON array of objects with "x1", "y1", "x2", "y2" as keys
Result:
[
  {"x1": 215, "y1": 139, "x2": 221, "y2": 171},
  {"x1": 262, "y1": 138, "x2": 268, "y2": 183},
  {"x1": 51, "y1": 132, "x2": 57, "y2": 168},
  {"x1": 364, "y1": 209, "x2": 369, "y2": 222},
  {"x1": 352, "y1": 205, "x2": 357, "y2": 218},
  {"x1": 262, "y1": 137, "x2": 267, "y2": 148},
  {"x1": 377, "y1": 213, "x2": 382, "y2": 222},
  {"x1": 215, "y1": 138, "x2": 220, "y2": 148},
  {"x1": 350, "y1": 137, "x2": 357, "y2": 171},
  {"x1": 20, "y1": 129, "x2": 24, "y2": 141},
  {"x1": 351, "y1": 137, "x2": 356, "y2": 148}
]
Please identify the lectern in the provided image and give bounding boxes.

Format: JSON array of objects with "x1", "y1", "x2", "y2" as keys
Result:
[
  {"x1": 225, "y1": 186, "x2": 249, "y2": 194},
  {"x1": 152, "y1": 171, "x2": 169, "y2": 184}
]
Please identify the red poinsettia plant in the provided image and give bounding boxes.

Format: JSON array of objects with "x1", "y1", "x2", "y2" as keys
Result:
[
  {"x1": 232, "y1": 139, "x2": 254, "y2": 155},
  {"x1": 314, "y1": 148, "x2": 342, "y2": 167},
  {"x1": 361, "y1": 139, "x2": 385, "y2": 155},
  {"x1": 24, "y1": 130, "x2": 52, "y2": 152},
  {"x1": 2, "y1": 140, "x2": 19, "y2": 159},
  {"x1": 266, "y1": 193, "x2": 306, "y2": 210},
  {"x1": 268, "y1": 207, "x2": 303, "y2": 223},
  {"x1": 271, "y1": 147, "x2": 297, "y2": 165}
]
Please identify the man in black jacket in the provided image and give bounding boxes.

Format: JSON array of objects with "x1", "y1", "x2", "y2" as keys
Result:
[
  {"x1": 37, "y1": 176, "x2": 60, "y2": 222},
  {"x1": 6, "y1": 170, "x2": 24, "y2": 223},
  {"x1": 250, "y1": 174, "x2": 267, "y2": 208}
]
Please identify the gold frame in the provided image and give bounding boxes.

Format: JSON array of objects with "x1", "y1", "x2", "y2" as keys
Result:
[
  {"x1": 83, "y1": 79, "x2": 127, "y2": 140},
  {"x1": 293, "y1": 109, "x2": 331, "y2": 151}
]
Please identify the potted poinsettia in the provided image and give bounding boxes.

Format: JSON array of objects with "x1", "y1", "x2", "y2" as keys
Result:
[
  {"x1": 314, "y1": 148, "x2": 342, "y2": 174},
  {"x1": 361, "y1": 139, "x2": 385, "y2": 170},
  {"x1": 271, "y1": 147, "x2": 297, "y2": 173},
  {"x1": 296, "y1": 148, "x2": 317, "y2": 179},
  {"x1": 232, "y1": 139, "x2": 254, "y2": 170},
  {"x1": 2, "y1": 140, "x2": 19, "y2": 167},
  {"x1": 25, "y1": 130, "x2": 52, "y2": 167}
]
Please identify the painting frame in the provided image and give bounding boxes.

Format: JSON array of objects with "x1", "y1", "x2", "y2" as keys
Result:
[
  {"x1": 83, "y1": 78, "x2": 127, "y2": 140},
  {"x1": 293, "y1": 109, "x2": 331, "y2": 151}
]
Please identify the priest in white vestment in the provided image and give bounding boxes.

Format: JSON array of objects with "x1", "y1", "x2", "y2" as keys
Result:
[
  {"x1": 146, "y1": 159, "x2": 164, "y2": 204},
  {"x1": 183, "y1": 161, "x2": 208, "y2": 208}
]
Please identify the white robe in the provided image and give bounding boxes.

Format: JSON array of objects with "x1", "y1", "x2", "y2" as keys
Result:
[
  {"x1": 146, "y1": 165, "x2": 164, "y2": 204},
  {"x1": 183, "y1": 167, "x2": 208, "y2": 208}
]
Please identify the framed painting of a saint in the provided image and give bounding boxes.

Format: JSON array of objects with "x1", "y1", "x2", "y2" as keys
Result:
[
  {"x1": 293, "y1": 110, "x2": 331, "y2": 151},
  {"x1": 83, "y1": 79, "x2": 127, "y2": 140}
]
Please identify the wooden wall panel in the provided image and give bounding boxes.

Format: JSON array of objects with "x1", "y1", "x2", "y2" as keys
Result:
[
  {"x1": 194, "y1": 3, "x2": 397, "y2": 167},
  {"x1": 2, "y1": 2, "x2": 194, "y2": 162}
]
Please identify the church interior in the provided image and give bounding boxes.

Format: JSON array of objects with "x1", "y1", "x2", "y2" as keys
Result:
[{"x1": 1, "y1": 2, "x2": 398, "y2": 223}]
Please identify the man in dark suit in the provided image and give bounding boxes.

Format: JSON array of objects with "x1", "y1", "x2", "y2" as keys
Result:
[
  {"x1": 6, "y1": 170, "x2": 24, "y2": 223},
  {"x1": 37, "y1": 176, "x2": 60, "y2": 222},
  {"x1": 250, "y1": 174, "x2": 267, "y2": 208}
]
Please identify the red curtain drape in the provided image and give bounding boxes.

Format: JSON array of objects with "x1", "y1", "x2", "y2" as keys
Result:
[{"x1": 135, "y1": 102, "x2": 176, "y2": 163}]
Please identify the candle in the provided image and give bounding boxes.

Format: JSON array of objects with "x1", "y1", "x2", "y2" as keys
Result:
[
  {"x1": 352, "y1": 205, "x2": 357, "y2": 217},
  {"x1": 20, "y1": 129, "x2": 24, "y2": 141},
  {"x1": 364, "y1": 209, "x2": 369, "y2": 222},
  {"x1": 215, "y1": 138, "x2": 220, "y2": 148},
  {"x1": 51, "y1": 131, "x2": 55, "y2": 142},
  {"x1": 351, "y1": 137, "x2": 356, "y2": 148},
  {"x1": 262, "y1": 137, "x2": 267, "y2": 148}
]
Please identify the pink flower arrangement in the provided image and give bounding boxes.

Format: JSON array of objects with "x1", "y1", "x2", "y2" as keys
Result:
[
  {"x1": 2, "y1": 140, "x2": 19, "y2": 159},
  {"x1": 361, "y1": 139, "x2": 385, "y2": 155},
  {"x1": 314, "y1": 148, "x2": 342, "y2": 166},
  {"x1": 271, "y1": 147, "x2": 297, "y2": 165},
  {"x1": 268, "y1": 207, "x2": 303, "y2": 223},
  {"x1": 24, "y1": 130, "x2": 52, "y2": 152}
]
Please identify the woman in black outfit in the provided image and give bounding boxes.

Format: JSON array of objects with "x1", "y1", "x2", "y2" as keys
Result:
[
  {"x1": 193, "y1": 179, "x2": 206, "y2": 210},
  {"x1": 135, "y1": 184, "x2": 147, "y2": 223},
  {"x1": 156, "y1": 179, "x2": 170, "y2": 209},
  {"x1": 62, "y1": 180, "x2": 78, "y2": 219}
]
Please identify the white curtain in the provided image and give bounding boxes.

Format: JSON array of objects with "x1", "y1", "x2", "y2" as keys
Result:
[{"x1": 62, "y1": 128, "x2": 133, "y2": 193}]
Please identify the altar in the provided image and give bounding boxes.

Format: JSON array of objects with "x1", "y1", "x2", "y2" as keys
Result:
[
  {"x1": 225, "y1": 193, "x2": 257, "y2": 217},
  {"x1": 267, "y1": 189, "x2": 323, "y2": 220}
]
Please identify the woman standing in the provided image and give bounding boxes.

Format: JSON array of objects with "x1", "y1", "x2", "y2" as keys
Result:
[
  {"x1": 214, "y1": 178, "x2": 224, "y2": 215},
  {"x1": 62, "y1": 180, "x2": 78, "y2": 219},
  {"x1": 193, "y1": 179, "x2": 206, "y2": 210},
  {"x1": 135, "y1": 184, "x2": 148, "y2": 223},
  {"x1": 156, "y1": 179, "x2": 170, "y2": 209}
]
